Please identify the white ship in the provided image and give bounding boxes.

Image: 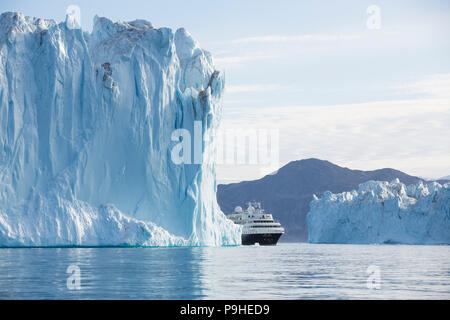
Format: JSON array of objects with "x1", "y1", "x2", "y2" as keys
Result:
[{"x1": 226, "y1": 201, "x2": 285, "y2": 245}]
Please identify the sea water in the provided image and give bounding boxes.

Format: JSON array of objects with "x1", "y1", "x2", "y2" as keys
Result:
[{"x1": 0, "y1": 243, "x2": 449, "y2": 299}]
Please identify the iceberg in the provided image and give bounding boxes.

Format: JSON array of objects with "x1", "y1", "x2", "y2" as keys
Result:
[
  {"x1": 0, "y1": 12, "x2": 240, "y2": 247},
  {"x1": 307, "y1": 179, "x2": 450, "y2": 244}
]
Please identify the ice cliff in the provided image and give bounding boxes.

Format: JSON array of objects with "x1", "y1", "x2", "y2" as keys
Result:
[
  {"x1": 307, "y1": 179, "x2": 450, "y2": 244},
  {"x1": 0, "y1": 12, "x2": 240, "y2": 246}
]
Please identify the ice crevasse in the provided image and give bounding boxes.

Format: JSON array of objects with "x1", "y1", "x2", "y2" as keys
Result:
[
  {"x1": 0, "y1": 12, "x2": 241, "y2": 246},
  {"x1": 307, "y1": 179, "x2": 450, "y2": 244}
]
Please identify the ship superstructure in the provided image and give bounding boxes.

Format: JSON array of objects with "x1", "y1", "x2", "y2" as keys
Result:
[{"x1": 227, "y1": 201, "x2": 284, "y2": 245}]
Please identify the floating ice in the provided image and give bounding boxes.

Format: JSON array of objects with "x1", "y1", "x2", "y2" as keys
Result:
[
  {"x1": 0, "y1": 12, "x2": 240, "y2": 247},
  {"x1": 307, "y1": 179, "x2": 450, "y2": 244}
]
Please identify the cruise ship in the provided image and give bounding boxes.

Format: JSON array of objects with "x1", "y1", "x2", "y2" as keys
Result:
[{"x1": 227, "y1": 201, "x2": 285, "y2": 245}]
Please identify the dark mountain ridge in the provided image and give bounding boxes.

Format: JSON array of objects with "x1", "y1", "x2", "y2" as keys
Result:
[{"x1": 217, "y1": 158, "x2": 427, "y2": 242}]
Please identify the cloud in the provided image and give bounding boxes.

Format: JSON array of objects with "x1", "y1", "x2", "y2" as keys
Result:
[
  {"x1": 212, "y1": 33, "x2": 363, "y2": 68},
  {"x1": 230, "y1": 34, "x2": 362, "y2": 44},
  {"x1": 210, "y1": 26, "x2": 448, "y2": 68},
  {"x1": 393, "y1": 74, "x2": 450, "y2": 99},
  {"x1": 213, "y1": 52, "x2": 279, "y2": 67},
  {"x1": 217, "y1": 97, "x2": 450, "y2": 182},
  {"x1": 225, "y1": 84, "x2": 295, "y2": 94}
]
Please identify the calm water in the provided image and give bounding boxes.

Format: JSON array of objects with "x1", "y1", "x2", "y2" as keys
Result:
[{"x1": 0, "y1": 243, "x2": 449, "y2": 299}]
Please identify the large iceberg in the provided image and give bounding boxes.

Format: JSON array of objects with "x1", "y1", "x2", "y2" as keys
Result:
[
  {"x1": 307, "y1": 179, "x2": 450, "y2": 244},
  {"x1": 0, "y1": 12, "x2": 240, "y2": 247}
]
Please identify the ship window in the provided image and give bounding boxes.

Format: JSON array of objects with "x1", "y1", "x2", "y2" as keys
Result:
[{"x1": 251, "y1": 226, "x2": 279, "y2": 228}]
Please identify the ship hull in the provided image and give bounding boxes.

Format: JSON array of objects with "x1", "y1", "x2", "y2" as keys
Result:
[{"x1": 242, "y1": 233, "x2": 283, "y2": 246}]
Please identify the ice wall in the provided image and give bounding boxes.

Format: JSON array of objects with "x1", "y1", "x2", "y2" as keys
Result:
[
  {"x1": 307, "y1": 179, "x2": 450, "y2": 244},
  {"x1": 0, "y1": 12, "x2": 240, "y2": 246}
]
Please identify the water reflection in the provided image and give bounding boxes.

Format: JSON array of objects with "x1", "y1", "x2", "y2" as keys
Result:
[
  {"x1": 0, "y1": 247, "x2": 204, "y2": 299},
  {"x1": 0, "y1": 244, "x2": 449, "y2": 299},
  {"x1": 195, "y1": 244, "x2": 450, "y2": 299}
]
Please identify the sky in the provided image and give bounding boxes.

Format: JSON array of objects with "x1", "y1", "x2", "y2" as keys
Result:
[{"x1": 1, "y1": 0, "x2": 449, "y2": 183}]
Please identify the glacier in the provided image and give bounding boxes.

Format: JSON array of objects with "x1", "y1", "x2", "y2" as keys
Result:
[
  {"x1": 0, "y1": 12, "x2": 241, "y2": 247},
  {"x1": 307, "y1": 179, "x2": 450, "y2": 244}
]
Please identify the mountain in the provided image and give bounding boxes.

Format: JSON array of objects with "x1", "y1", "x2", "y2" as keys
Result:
[
  {"x1": 0, "y1": 12, "x2": 240, "y2": 247},
  {"x1": 439, "y1": 175, "x2": 450, "y2": 181},
  {"x1": 217, "y1": 158, "x2": 423, "y2": 241},
  {"x1": 308, "y1": 179, "x2": 450, "y2": 244}
]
